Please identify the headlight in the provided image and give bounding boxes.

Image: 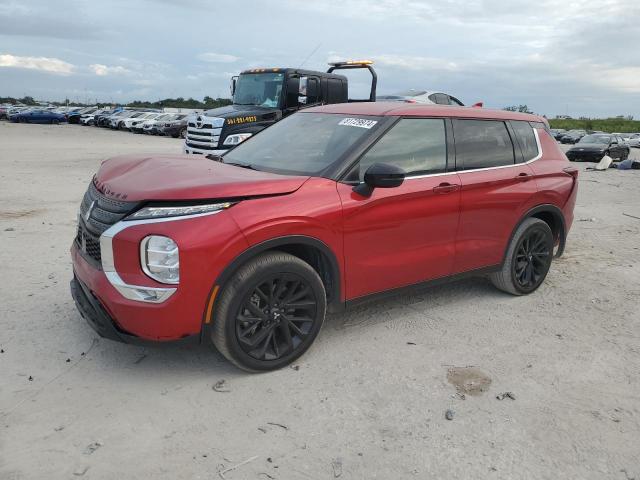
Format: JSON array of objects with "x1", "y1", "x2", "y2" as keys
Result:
[
  {"x1": 127, "y1": 202, "x2": 234, "y2": 220},
  {"x1": 223, "y1": 133, "x2": 253, "y2": 146},
  {"x1": 140, "y1": 235, "x2": 179, "y2": 284}
]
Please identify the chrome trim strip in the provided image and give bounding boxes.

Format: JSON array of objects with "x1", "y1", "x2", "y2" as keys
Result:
[
  {"x1": 100, "y1": 210, "x2": 224, "y2": 303},
  {"x1": 186, "y1": 137, "x2": 220, "y2": 146},
  {"x1": 404, "y1": 128, "x2": 543, "y2": 180}
]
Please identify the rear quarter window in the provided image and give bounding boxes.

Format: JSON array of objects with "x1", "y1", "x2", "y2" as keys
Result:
[
  {"x1": 453, "y1": 119, "x2": 515, "y2": 170},
  {"x1": 511, "y1": 120, "x2": 539, "y2": 162}
]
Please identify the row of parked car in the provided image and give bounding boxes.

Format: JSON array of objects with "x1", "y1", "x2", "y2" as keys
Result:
[
  {"x1": 551, "y1": 128, "x2": 640, "y2": 147},
  {"x1": 0, "y1": 104, "x2": 190, "y2": 138}
]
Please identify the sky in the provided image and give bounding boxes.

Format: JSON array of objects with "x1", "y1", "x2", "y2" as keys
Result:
[{"x1": 1, "y1": 0, "x2": 639, "y2": 118}]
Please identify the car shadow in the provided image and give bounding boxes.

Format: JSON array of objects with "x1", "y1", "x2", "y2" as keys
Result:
[{"x1": 73, "y1": 275, "x2": 506, "y2": 376}]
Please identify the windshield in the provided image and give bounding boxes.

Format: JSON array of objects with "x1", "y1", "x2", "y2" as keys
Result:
[
  {"x1": 223, "y1": 112, "x2": 383, "y2": 175},
  {"x1": 234, "y1": 73, "x2": 284, "y2": 108},
  {"x1": 579, "y1": 135, "x2": 611, "y2": 144}
]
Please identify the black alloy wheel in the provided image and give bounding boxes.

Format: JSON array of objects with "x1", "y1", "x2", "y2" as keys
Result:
[
  {"x1": 490, "y1": 217, "x2": 553, "y2": 295},
  {"x1": 512, "y1": 227, "x2": 552, "y2": 292},
  {"x1": 235, "y1": 273, "x2": 317, "y2": 361},
  {"x1": 211, "y1": 251, "x2": 326, "y2": 371}
]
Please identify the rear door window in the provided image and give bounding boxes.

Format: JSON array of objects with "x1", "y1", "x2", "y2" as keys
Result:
[
  {"x1": 453, "y1": 119, "x2": 515, "y2": 170},
  {"x1": 354, "y1": 118, "x2": 447, "y2": 180},
  {"x1": 511, "y1": 120, "x2": 539, "y2": 162}
]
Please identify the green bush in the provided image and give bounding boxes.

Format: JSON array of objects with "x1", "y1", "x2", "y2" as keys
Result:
[{"x1": 549, "y1": 118, "x2": 640, "y2": 133}]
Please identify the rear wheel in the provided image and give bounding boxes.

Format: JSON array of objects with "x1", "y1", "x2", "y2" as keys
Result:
[
  {"x1": 211, "y1": 252, "x2": 326, "y2": 372},
  {"x1": 179, "y1": 127, "x2": 187, "y2": 139},
  {"x1": 490, "y1": 218, "x2": 553, "y2": 295},
  {"x1": 620, "y1": 150, "x2": 629, "y2": 161}
]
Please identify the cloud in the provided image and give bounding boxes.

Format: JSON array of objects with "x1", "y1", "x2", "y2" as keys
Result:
[
  {"x1": 0, "y1": 53, "x2": 75, "y2": 75},
  {"x1": 89, "y1": 64, "x2": 131, "y2": 76},
  {"x1": 373, "y1": 54, "x2": 460, "y2": 72},
  {"x1": 197, "y1": 52, "x2": 239, "y2": 63}
]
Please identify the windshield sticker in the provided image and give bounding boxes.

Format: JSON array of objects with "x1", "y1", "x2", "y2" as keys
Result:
[{"x1": 338, "y1": 118, "x2": 378, "y2": 129}]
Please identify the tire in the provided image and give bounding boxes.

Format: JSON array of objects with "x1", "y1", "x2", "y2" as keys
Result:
[
  {"x1": 620, "y1": 150, "x2": 629, "y2": 161},
  {"x1": 179, "y1": 127, "x2": 187, "y2": 139},
  {"x1": 490, "y1": 218, "x2": 553, "y2": 296},
  {"x1": 211, "y1": 251, "x2": 326, "y2": 372}
]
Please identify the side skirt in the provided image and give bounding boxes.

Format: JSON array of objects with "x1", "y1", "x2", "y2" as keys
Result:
[{"x1": 344, "y1": 265, "x2": 500, "y2": 310}]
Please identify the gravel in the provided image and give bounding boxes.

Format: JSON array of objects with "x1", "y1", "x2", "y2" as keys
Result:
[{"x1": 1, "y1": 122, "x2": 639, "y2": 479}]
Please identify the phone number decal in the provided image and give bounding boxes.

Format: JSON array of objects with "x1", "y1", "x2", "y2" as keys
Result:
[{"x1": 226, "y1": 116, "x2": 257, "y2": 125}]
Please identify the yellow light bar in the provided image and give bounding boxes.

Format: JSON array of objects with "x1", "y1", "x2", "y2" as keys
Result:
[{"x1": 329, "y1": 60, "x2": 374, "y2": 66}]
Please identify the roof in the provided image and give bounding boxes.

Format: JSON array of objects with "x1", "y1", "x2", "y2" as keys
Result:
[{"x1": 305, "y1": 102, "x2": 545, "y2": 123}]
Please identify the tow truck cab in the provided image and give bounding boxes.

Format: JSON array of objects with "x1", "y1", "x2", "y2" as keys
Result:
[{"x1": 183, "y1": 61, "x2": 377, "y2": 155}]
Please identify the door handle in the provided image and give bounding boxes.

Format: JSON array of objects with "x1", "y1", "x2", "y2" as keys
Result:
[
  {"x1": 433, "y1": 182, "x2": 460, "y2": 194},
  {"x1": 516, "y1": 172, "x2": 532, "y2": 182}
]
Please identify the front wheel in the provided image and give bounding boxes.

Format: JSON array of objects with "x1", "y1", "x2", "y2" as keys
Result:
[
  {"x1": 179, "y1": 127, "x2": 187, "y2": 139},
  {"x1": 620, "y1": 150, "x2": 629, "y2": 161},
  {"x1": 490, "y1": 218, "x2": 553, "y2": 295},
  {"x1": 211, "y1": 252, "x2": 326, "y2": 372}
]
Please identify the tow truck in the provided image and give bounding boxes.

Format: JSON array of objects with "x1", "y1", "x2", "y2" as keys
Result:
[{"x1": 183, "y1": 60, "x2": 377, "y2": 156}]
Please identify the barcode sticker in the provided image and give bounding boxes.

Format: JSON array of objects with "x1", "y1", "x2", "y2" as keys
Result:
[{"x1": 338, "y1": 118, "x2": 378, "y2": 129}]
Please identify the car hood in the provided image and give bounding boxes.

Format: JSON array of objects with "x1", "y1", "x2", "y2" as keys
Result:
[
  {"x1": 570, "y1": 143, "x2": 607, "y2": 150},
  {"x1": 198, "y1": 104, "x2": 280, "y2": 121},
  {"x1": 94, "y1": 154, "x2": 310, "y2": 202}
]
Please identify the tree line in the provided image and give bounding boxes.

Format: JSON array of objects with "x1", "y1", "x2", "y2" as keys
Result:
[{"x1": 0, "y1": 95, "x2": 232, "y2": 109}]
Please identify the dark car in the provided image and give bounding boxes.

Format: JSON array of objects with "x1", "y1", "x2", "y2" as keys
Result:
[
  {"x1": 565, "y1": 134, "x2": 629, "y2": 162},
  {"x1": 156, "y1": 114, "x2": 188, "y2": 137},
  {"x1": 550, "y1": 128, "x2": 566, "y2": 140},
  {"x1": 67, "y1": 107, "x2": 98, "y2": 124},
  {"x1": 559, "y1": 130, "x2": 586, "y2": 144},
  {"x1": 9, "y1": 109, "x2": 67, "y2": 124}
]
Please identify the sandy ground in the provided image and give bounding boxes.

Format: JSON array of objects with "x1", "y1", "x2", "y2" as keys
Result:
[{"x1": 1, "y1": 121, "x2": 639, "y2": 480}]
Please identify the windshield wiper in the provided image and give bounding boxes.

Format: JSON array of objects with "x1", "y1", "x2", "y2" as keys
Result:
[{"x1": 224, "y1": 161, "x2": 260, "y2": 171}]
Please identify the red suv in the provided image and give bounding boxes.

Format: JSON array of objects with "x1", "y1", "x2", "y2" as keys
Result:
[{"x1": 70, "y1": 103, "x2": 578, "y2": 371}]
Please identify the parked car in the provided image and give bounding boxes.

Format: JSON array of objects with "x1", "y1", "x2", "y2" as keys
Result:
[
  {"x1": 70, "y1": 103, "x2": 577, "y2": 371},
  {"x1": 127, "y1": 112, "x2": 163, "y2": 133},
  {"x1": 67, "y1": 107, "x2": 98, "y2": 124},
  {"x1": 377, "y1": 89, "x2": 464, "y2": 106},
  {"x1": 141, "y1": 114, "x2": 183, "y2": 135},
  {"x1": 109, "y1": 111, "x2": 147, "y2": 130},
  {"x1": 560, "y1": 130, "x2": 586, "y2": 144},
  {"x1": 550, "y1": 128, "x2": 566, "y2": 140},
  {"x1": 94, "y1": 109, "x2": 124, "y2": 127},
  {"x1": 154, "y1": 114, "x2": 188, "y2": 137},
  {"x1": 80, "y1": 109, "x2": 113, "y2": 126},
  {"x1": 565, "y1": 134, "x2": 629, "y2": 162},
  {"x1": 9, "y1": 109, "x2": 67, "y2": 124},
  {"x1": 626, "y1": 134, "x2": 640, "y2": 148}
]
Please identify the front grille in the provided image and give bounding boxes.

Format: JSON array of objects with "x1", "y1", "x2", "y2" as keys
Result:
[
  {"x1": 188, "y1": 122, "x2": 214, "y2": 129},
  {"x1": 185, "y1": 116, "x2": 224, "y2": 150},
  {"x1": 75, "y1": 180, "x2": 139, "y2": 265}
]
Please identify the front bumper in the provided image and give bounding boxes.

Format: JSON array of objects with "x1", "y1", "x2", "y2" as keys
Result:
[
  {"x1": 566, "y1": 151, "x2": 604, "y2": 162},
  {"x1": 70, "y1": 210, "x2": 249, "y2": 342},
  {"x1": 184, "y1": 146, "x2": 228, "y2": 156},
  {"x1": 70, "y1": 275, "x2": 198, "y2": 345}
]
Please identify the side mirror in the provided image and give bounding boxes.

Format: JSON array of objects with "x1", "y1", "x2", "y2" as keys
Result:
[
  {"x1": 353, "y1": 163, "x2": 405, "y2": 197},
  {"x1": 285, "y1": 76, "x2": 300, "y2": 109},
  {"x1": 230, "y1": 76, "x2": 238, "y2": 96}
]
